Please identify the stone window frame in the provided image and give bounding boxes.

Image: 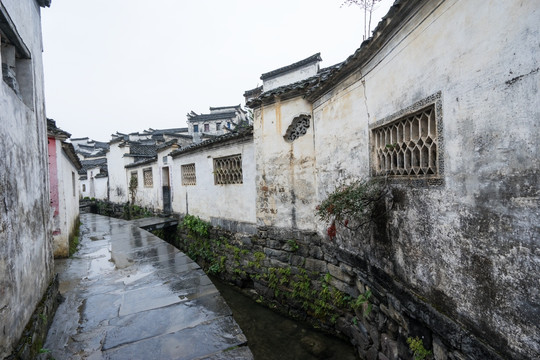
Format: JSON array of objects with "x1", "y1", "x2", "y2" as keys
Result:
[
  {"x1": 181, "y1": 163, "x2": 196, "y2": 186},
  {"x1": 284, "y1": 114, "x2": 311, "y2": 142},
  {"x1": 213, "y1": 154, "x2": 243, "y2": 185},
  {"x1": 370, "y1": 92, "x2": 444, "y2": 186},
  {"x1": 204, "y1": 123, "x2": 210, "y2": 132},
  {"x1": 216, "y1": 122, "x2": 221, "y2": 131},
  {"x1": 0, "y1": 8, "x2": 34, "y2": 108},
  {"x1": 143, "y1": 168, "x2": 153, "y2": 187},
  {"x1": 193, "y1": 124, "x2": 199, "y2": 133}
]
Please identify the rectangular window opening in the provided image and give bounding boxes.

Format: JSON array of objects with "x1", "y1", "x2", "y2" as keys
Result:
[
  {"x1": 372, "y1": 104, "x2": 438, "y2": 177},
  {"x1": 181, "y1": 163, "x2": 196, "y2": 186},
  {"x1": 143, "y1": 168, "x2": 153, "y2": 187},
  {"x1": 213, "y1": 154, "x2": 243, "y2": 185}
]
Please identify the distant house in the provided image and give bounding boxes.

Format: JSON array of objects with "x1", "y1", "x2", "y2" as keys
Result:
[
  {"x1": 47, "y1": 119, "x2": 82, "y2": 257},
  {"x1": 186, "y1": 105, "x2": 249, "y2": 142},
  {"x1": 79, "y1": 157, "x2": 108, "y2": 200},
  {"x1": 106, "y1": 128, "x2": 182, "y2": 207}
]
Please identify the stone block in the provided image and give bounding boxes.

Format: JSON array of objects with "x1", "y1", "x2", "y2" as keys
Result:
[
  {"x1": 433, "y1": 336, "x2": 448, "y2": 360},
  {"x1": 263, "y1": 248, "x2": 289, "y2": 263},
  {"x1": 328, "y1": 263, "x2": 354, "y2": 284},
  {"x1": 290, "y1": 255, "x2": 305, "y2": 267},
  {"x1": 367, "y1": 345, "x2": 379, "y2": 360},
  {"x1": 381, "y1": 333, "x2": 398, "y2": 360},
  {"x1": 304, "y1": 258, "x2": 327, "y2": 273},
  {"x1": 308, "y1": 245, "x2": 324, "y2": 259}
]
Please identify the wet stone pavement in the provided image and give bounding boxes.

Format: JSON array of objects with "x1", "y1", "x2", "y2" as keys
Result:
[{"x1": 42, "y1": 213, "x2": 253, "y2": 360}]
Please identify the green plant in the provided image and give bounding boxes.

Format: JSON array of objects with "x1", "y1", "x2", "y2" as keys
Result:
[
  {"x1": 316, "y1": 178, "x2": 388, "y2": 238},
  {"x1": 182, "y1": 215, "x2": 210, "y2": 238},
  {"x1": 287, "y1": 239, "x2": 299, "y2": 252},
  {"x1": 128, "y1": 176, "x2": 138, "y2": 204},
  {"x1": 407, "y1": 336, "x2": 432, "y2": 360},
  {"x1": 351, "y1": 289, "x2": 372, "y2": 316}
]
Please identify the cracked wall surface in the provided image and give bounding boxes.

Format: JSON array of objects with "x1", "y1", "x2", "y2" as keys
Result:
[{"x1": 0, "y1": 0, "x2": 54, "y2": 357}]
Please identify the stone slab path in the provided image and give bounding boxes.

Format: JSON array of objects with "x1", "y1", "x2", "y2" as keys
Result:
[{"x1": 42, "y1": 213, "x2": 253, "y2": 360}]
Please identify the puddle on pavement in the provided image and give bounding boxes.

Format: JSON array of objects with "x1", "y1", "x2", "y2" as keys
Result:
[{"x1": 210, "y1": 276, "x2": 358, "y2": 360}]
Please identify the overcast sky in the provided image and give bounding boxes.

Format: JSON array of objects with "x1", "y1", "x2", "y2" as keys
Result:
[{"x1": 41, "y1": 0, "x2": 393, "y2": 142}]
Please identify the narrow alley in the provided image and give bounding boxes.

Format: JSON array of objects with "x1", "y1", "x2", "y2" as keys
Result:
[{"x1": 42, "y1": 213, "x2": 252, "y2": 360}]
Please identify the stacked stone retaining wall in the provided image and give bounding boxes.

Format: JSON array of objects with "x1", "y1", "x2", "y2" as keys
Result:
[{"x1": 171, "y1": 221, "x2": 504, "y2": 360}]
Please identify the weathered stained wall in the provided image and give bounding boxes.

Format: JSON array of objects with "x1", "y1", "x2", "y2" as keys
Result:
[
  {"x1": 171, "y1": 137, "x2": 256, "y2": 231},
  {"x1": 126, "y1": 163, "x2": 161, "y2": 209},
  {"x1": 254, "y1": 98, "x2": 316, "y2": 230},
  {"x1": 49, "y1": 138, "x2": 80, "y2": 257},
  {"x1": 0, "y1": 0, "x2": 54, "y2": 357},
  {"x1": 308, "y1": 0, "x2": 539, "y2": 358},
  {"x1": 106, "y1": 142, "x2": 129, "y2": 203}
]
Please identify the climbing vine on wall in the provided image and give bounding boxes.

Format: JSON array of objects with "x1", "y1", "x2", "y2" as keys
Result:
[{"x1": 316, "y1": 178, "x2": 389, "y2": 239}]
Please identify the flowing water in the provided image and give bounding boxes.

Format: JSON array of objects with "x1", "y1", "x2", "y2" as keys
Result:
[{"x1": 211, "y1": 277, "x2": 359, "y2": 360}]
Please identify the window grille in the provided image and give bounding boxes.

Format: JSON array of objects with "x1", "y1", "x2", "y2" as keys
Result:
[
  {"x1": 213, "y1": 154, "x2": 243, "y2": 185},
  {"x1": 143, "y1": 168, "x2": 153, "y2": 187},
  {"x1": 372, "y1": 105, "x2": 438, "y2": 176},
  {"x1": 181, "y1": 163, "x2": 196, "y2": 186},
  {"x1": 204, "y1": 123, "x2": 210, "y2": 132},
  {"x1": 193, "y1": 124, "x2": 199, "y2": 133}
]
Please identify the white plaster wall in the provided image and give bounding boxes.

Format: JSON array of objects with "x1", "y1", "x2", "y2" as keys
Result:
[
  {"x1": 0, "y1": 0, "x2": 53, "y2": 357},
  {"x1": 93, "y1": 177, "x2": 108, "y2": 200},
  {"x1": 311, "y1": 0, "x2": 539, "y2": 357},
  {"x1": 254, "y1": 98, "x2": 316, "y2": 230},
  {"x1": 107, "y1": 143, "x2": 129, "y2": 203},
  {"x1": 52, "y1": 142, "x2": 80, "y2": 257},
  {"x1": 263, "y1": 63, "x2": 319, "y2": 92},
  {"x1": 171, "y1": 140, "x2": 256, "y2": 225},
  {"x1": 126, "y1": 163, "x2": 161, "y2": 209}
]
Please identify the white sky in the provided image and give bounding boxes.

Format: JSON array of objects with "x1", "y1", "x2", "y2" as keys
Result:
[{"x1": 41, "y1": 0, "x2": 393, "y2": 142}]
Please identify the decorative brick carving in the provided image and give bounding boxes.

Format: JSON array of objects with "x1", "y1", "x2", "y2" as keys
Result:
[{"x1": 284, "y1": 114, "x2": 311, "y2": 141}]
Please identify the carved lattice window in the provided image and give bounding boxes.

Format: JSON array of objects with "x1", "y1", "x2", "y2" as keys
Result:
[
  {"x1": 284, "y1": 114, "x2": 311, "y2": 141},
  {"x1": 372, "y1": 105, "x2": 438, "y2": 176},
  {"x1": 143, "y1": 168, "x2": 153, "y2": 187},
  {"x1": 181, "y1": 163, "x2": 196, "y2": 186},
  {"x1": 213, "y1": 154, "x2": 243, "y2": 185}
]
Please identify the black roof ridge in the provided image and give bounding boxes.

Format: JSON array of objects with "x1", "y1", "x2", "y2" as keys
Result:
[
  {"x1": 170, "y1": 126, "x2": 253, "y2": 157},
  {"x1": 209, "y1": 104, "x2": 241, "y2": 111},
  {"x1": 188, "y1": 111, "x2": 237, "y2": 122},
  {"x1": 260, "y1": 53, "x2": 321, "y2": 81}
]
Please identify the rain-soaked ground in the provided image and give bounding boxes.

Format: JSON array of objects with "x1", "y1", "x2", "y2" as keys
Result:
[
  {"x1": 211, "y1": 277, "x2": 359, "y2": 360},
  {"x1": 42, "y1": 213, "x2": 253, "y2": 359}
]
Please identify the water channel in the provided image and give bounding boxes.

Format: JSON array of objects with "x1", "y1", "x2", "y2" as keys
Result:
[{"x1": 210, "y1": 276, "x2": 359, "y2": 360}]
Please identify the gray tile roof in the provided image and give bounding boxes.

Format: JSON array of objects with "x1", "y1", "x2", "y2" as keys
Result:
[
  {"x1": 260, "y1": 53, "x2": 321, "y2": 81},
  {"x1": 170, "y1": 126, "x2": 253, "y2": 158},
  {"x1": 247, "y1": 0, "x2": 420, "y2": 107},
  {"x1": 79, "y1": 158, "x2": 108, "y2": 175},
  {"x1": 187, "y1": 112, "x2": 237, "y2": 123}
]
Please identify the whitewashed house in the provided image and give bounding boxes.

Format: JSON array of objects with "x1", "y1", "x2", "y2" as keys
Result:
[
  {"x1": 187, "y1": 105, "x2": 249, "y2": 143},
  {"x1": 0, "y1": 0, "x2": 55, "y2": 357},
  {"x1": 245, "y1": 1, "x2": 539, "y2": 358},
  {"x1": 170, "y1": 128, "x2": 256, "y2": 233},
  {"x1": 47, "y1": 119, "x2": 82, "y2": 257}
]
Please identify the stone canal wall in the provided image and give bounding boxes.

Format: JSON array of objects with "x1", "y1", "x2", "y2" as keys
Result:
[{"x1": 170, "y1": 217, "x2": 505, "y2": 360}]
